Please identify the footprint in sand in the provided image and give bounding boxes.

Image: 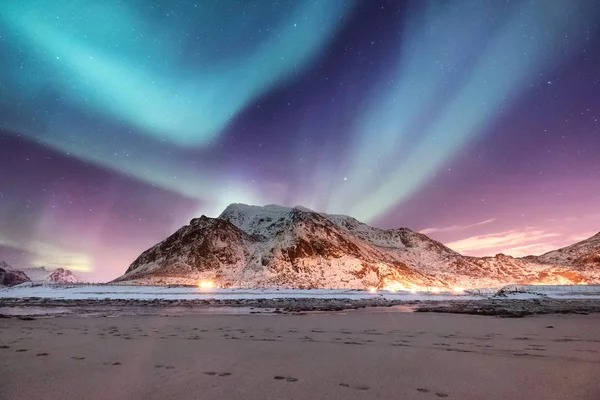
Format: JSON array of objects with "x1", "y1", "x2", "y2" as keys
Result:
[
  {"x1": 156, "y1": 365, "x2": 176, "y2": 370},
  {"x1": 339, "y1": 383, "x2": 369, "y2": 391},
  {"x1": 274, "y1": 376, "x2": 298, "y2": 382},
  {"x1": 0, "y1": 345, "x2": 9, "y2": 349},
  {"x1": 416, "y1": 388, "x2": 430, "y2": 393},
  {"x1": 16, "y1": 349, "x2": 28, "y2": 352},
  {"x1": 513, "y1": 352, "x2": 546, "y2": 358},
  {"x1": 435, "y1": 392, "x2": 449, "y2": 398},
  {"x1": 36, "y1": 352, "x2": 49, "y2": 356},
  {"x1": 445, "y1": 348, "x2": 473, "y2": 353},
  {"x1": 204, "y1": 372, "x2": 232, "y2": 377}
]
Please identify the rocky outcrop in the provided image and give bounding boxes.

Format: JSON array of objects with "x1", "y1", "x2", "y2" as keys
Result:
[{"x1": 0, "y1": 261, "x2": 31, "y2": 287}]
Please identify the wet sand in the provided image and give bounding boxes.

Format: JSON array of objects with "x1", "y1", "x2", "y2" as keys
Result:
[{"x1": 1, "y1": 311, "x2": 599, "y2": 400}]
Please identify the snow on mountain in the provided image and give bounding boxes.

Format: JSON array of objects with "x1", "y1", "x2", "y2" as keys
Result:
[
  {"x1": 22, "y1": 266, "x2": 79, "y2": 283},
  {"x1": 0, "y1": 261, "x2": 31, "y2": 287},
  {"x1": 117, "y1": 215, "x2": 250, "y2": 286},
  {"x1": 529, "y1": 232, "x2": 600, "y2": 266},
  {"x1": 115, "y1": 204, "x2": 599, "y2": 289},
  {"x1": 0, "y1": 265, "x2": 80, "y2": 284},
  {"x1": 523, "y1": 232, "x2": 600, "y2": 283}
]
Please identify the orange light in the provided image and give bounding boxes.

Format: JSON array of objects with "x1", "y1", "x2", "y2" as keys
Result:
[
  {"x1": 410, "y1": 288, "x2": 417, "y2": 294},
  {"x1": 453, "y1": 287, "x2": 464, "y2": 293},
  {"x1": 199, "y1": 280, "x2": 214, "y2": 289},
  {"x1": 369, "y1": 287, "x2": 377, "y2": 293},
  {"x1": 383, "y1": 282, "x2": 405, "y2": 292},
  {"x1": 431, "y1": 287, "x2": 441, "y2": 294}
]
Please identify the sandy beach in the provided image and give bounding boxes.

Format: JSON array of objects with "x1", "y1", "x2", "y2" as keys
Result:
[{"x1": 1, "y1": 309, "x2": 599, "y2": 400}]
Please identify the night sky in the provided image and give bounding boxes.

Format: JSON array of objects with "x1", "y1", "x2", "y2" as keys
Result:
[{"x1": 1, "y1": 0, "x2": 599, "y2": 281}]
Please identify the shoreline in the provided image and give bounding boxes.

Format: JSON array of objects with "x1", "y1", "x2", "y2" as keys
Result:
[{"x1": 2, "y1": 297, "x2": 600, "y2": 318}]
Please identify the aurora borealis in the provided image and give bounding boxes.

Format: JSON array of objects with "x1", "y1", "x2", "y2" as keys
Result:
[{"x1": 1, "y1": 0, "x2": 599, "y2": 280}]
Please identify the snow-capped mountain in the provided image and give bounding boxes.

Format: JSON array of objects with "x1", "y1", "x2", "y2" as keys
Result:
[
  {"x1": 529, "y1": 232, "x2": 600, "y2": 266},
  {"x1": 0, "y1": 263, "x2": 79, "y2": 287},
  {"x1": 522, "y1": 232, "x2": 600, "y2": 284},
  {"x1": 21, "y1": 267, "x2": 79, "y2": 284},
  {"x1": 0, "y1": 261, "x2": 31, "y2": 287},
  {"x1": 116, "y1": 204, "x2": 599, "y2": 289}
]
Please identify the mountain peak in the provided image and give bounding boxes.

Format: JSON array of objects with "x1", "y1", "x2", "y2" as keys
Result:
[
  {"x1": 0, "y1": 260, "x2": 13, "y2": 270},
  {"x1": 0, "y1": 261, "x2": 31, "y2": 287},
  {"x1": 116, "y1": 203, "x2": 600, "y2": 288},
  {"x1": 534, "y1": 230, "x2": 600, "y2": 266}
]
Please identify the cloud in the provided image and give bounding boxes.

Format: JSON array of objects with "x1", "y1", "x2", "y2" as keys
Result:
[
  {"x1": 500, "y1": 243, "x2": 559, "y2": 258},
  {"x1": 0, "y1": 234, "x2": 92, "y2": 272},
  {"x1": 571, "y1": 231, "x2": 599, "y2": 242},
  {"x1": 420, "y1": 218, "x2": 496, "y2": 235},
  {"x1": 546, "y1": 213, "x2": 600, "y2": 223},
  {"x1": 445, "y1": 229, "x2": 561, "y2": 257}
]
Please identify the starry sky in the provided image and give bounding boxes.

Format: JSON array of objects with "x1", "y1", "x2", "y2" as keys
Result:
[{"x1": 1, "y1": 0, "x2": 599, "y2": 281}]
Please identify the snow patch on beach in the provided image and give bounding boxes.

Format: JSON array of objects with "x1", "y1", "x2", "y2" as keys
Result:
[
  {"x1": 1, "y1": 284, "x2": 599, "y2": 301},
  {"x1": 0, "y1": 284, "x2": 482, "y2": 301}
]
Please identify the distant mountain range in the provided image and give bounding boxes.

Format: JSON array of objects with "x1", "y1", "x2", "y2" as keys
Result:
[
  {"x1": 115, "y1": 204, "x2": 600, "y2": 289},
  {"x1": 0, "y1": 261, "x2": 79, "y2": 287}
]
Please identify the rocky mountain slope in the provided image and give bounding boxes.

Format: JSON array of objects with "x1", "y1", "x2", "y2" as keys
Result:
[
  {"x1": 529, "y1": 232, "x2": 600, "y2": 266},
  {"x1": 522, "y1": 233, "x2": 600, "y2": 284},
  {"x1": 115, "y1": 204, "x2": 599, "y2": 289},
  {"x1": 0, "y1": 261, "x2": 31, "y2": 287},
  {"x1": 0, "y1": 263, "x2": 79, "y2": 287}
]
